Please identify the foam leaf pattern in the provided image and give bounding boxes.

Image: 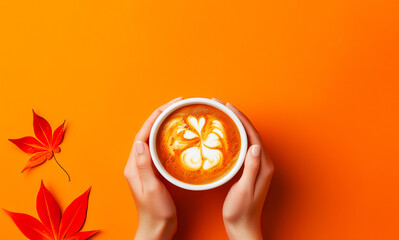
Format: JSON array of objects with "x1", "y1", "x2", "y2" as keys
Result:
[{"x1": 168, "y1": 116, "x2": 226, "y2": 170}]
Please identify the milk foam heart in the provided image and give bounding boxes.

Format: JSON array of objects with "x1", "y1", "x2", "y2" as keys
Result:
[{"x1": 163, "y1": 116, "x2": 227, "y2": 170}]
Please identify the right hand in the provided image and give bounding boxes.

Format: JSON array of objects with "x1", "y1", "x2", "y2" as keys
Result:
[{"x1": 213, "y1": 99, "x2": 274, "y2": 240}]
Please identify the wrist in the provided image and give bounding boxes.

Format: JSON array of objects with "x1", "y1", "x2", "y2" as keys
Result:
[
  {"x1": 135, "y1": 216, "x2": 177, "y2": 240},
  {"x1": 224, "y1": 220, "x2": 262, "y2": 240}
]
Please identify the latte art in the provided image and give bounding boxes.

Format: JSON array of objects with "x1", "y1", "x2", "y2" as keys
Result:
[
  {"x1": 166, "y1": 116, "x2": 226, "y2": 171},
  {"x1": 156, "y1": 104, "x2": 241, "y2": 184}
]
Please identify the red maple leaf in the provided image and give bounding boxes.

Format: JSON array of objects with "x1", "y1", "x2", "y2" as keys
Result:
[
  {"x1": 9, "y1": 110, "x2": 70, "y2": 181},
  {"x1": 3, "y1": 181, "x2": 99, "y2": 240}
]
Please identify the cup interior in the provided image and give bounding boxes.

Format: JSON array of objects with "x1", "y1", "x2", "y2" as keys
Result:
[{"x1": 149, "y1": 98, "x2": 248, "y2": 191}]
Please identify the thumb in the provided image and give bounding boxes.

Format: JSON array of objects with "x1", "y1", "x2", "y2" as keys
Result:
[
  {"x1": 134, "y1": 141, "x2": 158, "y2": 188},
  {"x1": 238, "y1": 145, "x2": 261, "y2": 188}
]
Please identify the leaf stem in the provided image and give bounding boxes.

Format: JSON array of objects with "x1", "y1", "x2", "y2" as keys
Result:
[{"x1": 53, "y1": 153, "x2": 71, "y2": 181}]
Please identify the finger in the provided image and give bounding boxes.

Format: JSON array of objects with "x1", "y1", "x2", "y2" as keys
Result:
[
  {"x1": 124, "y1": 141, "x2": 143, "y2": 195},
  {"x1": 226, "y1": 103, "x2": 275, "y2": 198},
  {"x1": 135, "y1": 141, "x2": 159, "y2": 190},
  {"x1": 237, "y1": 145, "x2": 261, "y2": 191},
  {"x1": 159, "y1": 97, "x2": 183, "y2": 111},
  {"x1": 211, "y1": 98, "x2": 226, "y2": 105},
  {"x1": 134, "y1": 109, "x2": 161, "y2": 142},
  {"x1": 135, "y1": 97, "x2": 183, "y2": 142},
  {"x1": 254, "y1": 157, "x2": 274, "y2": 201},
  {"x1": 226, "y1": 102, "x2": 261, "y2": 146}
]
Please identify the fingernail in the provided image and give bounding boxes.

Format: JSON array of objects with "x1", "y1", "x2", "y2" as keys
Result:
[
  {"x1": 252, "y1": 145, "x2": 260, "y2": 157},
  {"x1": 212, "y1": 98, "x2": 224, "y2": 104},
  {"x1": 172, "y1": 97, "x2": 183, "y2": 102},
  {"x1": 136, "y1": 141, "x2": 144, "y2": 155}
]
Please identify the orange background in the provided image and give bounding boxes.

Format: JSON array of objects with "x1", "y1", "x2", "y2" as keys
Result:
[{"x1": 0, "y1": 0, "x2": 398, "y2": 239}]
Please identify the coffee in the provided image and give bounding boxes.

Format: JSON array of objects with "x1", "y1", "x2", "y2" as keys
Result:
[{"x1": 156, "y1": 104, "x2": 241, "y2": 184}]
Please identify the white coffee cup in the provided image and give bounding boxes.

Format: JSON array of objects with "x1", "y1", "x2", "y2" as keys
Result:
[{"x1": 149, "y1": 98, "x2": 248, "y2": 191}]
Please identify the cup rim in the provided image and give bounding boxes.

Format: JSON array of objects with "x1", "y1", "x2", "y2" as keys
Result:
[{"x1": 149, "y1": 97, "x2": 248, "y2": 191}]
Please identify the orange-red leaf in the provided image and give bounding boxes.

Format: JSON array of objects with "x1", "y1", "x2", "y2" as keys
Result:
[
  {"x1": 52, "y1": 121, "x2": 65, "y2": 150},
  {"x1": 37, "y1": 180, "x2": 61, "y2": 239},
  {"x1": 9, "y1": 137, "x2": 48, "y2": 154},
  {"x1": 5, "y1": 182, "x2": 99, "y2": 239},
  {"x1": 22, "y1": 151, "x2": 53, "y2": 172},
  {"x1": 33, "y1": 110, "x2": 53, "y2": 147},
  {"x1": 59, "y1": 187, "x2": 91, "y2": 238},
  {"x1": 10, "y1": 110, "x2": 68, "y2": 176},
  {"x1": 3, "y1": 209, "x2": 53, "y2": 240},
  {"x1": 64, "y1": 230, "x2": 99, "y2": 240}
]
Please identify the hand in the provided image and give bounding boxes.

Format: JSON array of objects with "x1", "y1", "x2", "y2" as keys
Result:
[
  {"x1": 124, "y1": 97, "x2": 183, "y2": 240},
  {"x1": 213, "y1": 99, "x2": 274, "y2": 240}
]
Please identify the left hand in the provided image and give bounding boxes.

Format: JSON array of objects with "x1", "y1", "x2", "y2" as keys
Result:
[{"x1": 124, "y1": 97, "x2": 183, "y2": 240}]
